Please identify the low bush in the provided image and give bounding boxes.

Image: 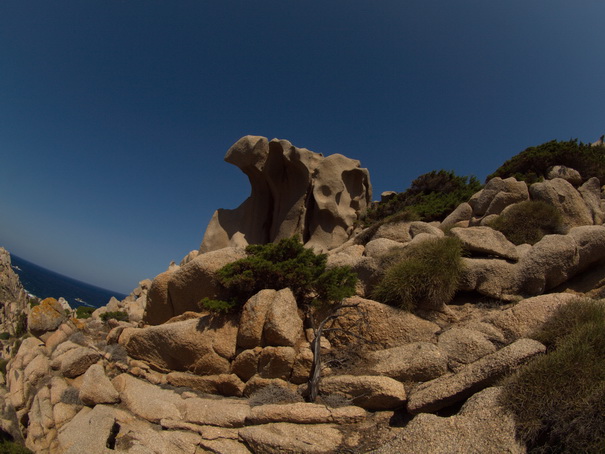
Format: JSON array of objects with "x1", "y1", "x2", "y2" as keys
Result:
[
  {"x1": 501, "y1": 298, "x2": 605, "y2": 453},
  {"x1": 103, "y1": 344, "x2": 128, "y2": 363},
  {"x1": 14, "y1": 313, "x2": 27, "y2": 338},
  {"x1": 0, "y1": 359, "x2": 7, "y2": 376},
  {"x1": 371, "y1": 237, "x2": 464, "y2": 311},
  {"x1": 0, "y1": 439, "x2": 34, "y2": 454},
  {"x1": 488, "y1": 200, "x2": 566, "y2": 245},
  {"x1": 100, "y1": 311, "x2": 128, "y2": 323},
  {"x1": 248, "y1": 384, "x2": 304, "y2": 407},
  {"x1": 362, "y1": 170, "x2": 482, "y2": 226},
  {"x1": 68, "y1": 331, "x2": 88, "y2": 346},
  {"x1": 60, "y1": 387, "x2": 83, "y2": 406},
  {"x1": 487, "y1": 139, "x2": 605, "y2": 184},
  {"x1": 76, "y1": 306, "x2": 95, "y2": 319},
  {"x1": 0, "y1": 333, "x2": 9, "y2": 341}
]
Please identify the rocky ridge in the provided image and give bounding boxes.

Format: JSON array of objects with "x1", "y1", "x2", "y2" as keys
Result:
[{"x1": 1, "y1": 136, "x2": 605, "y2": 453}]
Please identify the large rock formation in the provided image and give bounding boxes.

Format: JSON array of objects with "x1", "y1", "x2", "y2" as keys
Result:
[
  {"x1": 200, "y1": 136, "x2": 372, "y2": 253},
  {"x1": 0, "y1": 248, "x2": 28, "y2": 337}
]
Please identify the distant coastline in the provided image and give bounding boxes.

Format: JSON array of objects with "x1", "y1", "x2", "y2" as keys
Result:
[{"x1": 10, "y1": 254, "x2": 127, "y2": 309}]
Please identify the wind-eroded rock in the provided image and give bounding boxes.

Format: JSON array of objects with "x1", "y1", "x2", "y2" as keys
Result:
[{"x1": 200, "y1": 136, "x2": 372, "y2": 254}]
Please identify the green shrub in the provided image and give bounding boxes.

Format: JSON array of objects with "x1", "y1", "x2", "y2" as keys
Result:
[
  {"x1": 372, "y1": 237, "x2": 464, "y2": 311},
  {"x1": 199, "y1": 298, "x2": 237, "y2": 313},
  {"x1": 0, "y1": 439, "x2": 34, "y2": 454},
  {"x1": 502, "y1": 298, "x2": 605, "y2": 453},
  {"x1": 75, "y1": 306, "x2": 95, "y2": 319},
  {"x1": 28, "y1": 298, "x2": 39, "y2": 308},
  {"x1": 216, "y1": 236, "x2": 357, "y2": 309},
  {"x1": 488, "y1": 200, "x2": 566, "y2": 245},
  {"x1": 363, "y1": 170, "x2": 482, "y2": 226},
  {"x1": 487, "y1": 139, "x2": 605, "y2": 184},
  {"x1": 14, "y1": 313, "x2": 27, "y2": 338},
  {"x1": 100, "y1": 311, "x2": 128, "y2": 322},
  {"x1": 0, "y1": 333, "x2": 9, "y2": 341},
  {"x1": 0, "y1": 359, "x2": 7, "y2": 376}
]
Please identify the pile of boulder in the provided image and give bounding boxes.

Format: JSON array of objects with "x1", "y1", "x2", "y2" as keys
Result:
[{"x1": 3, "y1": 133, "x2": 605, "y2": 453}]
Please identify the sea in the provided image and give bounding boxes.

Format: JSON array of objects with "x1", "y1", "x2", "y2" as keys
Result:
[{"x1": 9, "y1": 254, "x2": 127, "y2": 309}]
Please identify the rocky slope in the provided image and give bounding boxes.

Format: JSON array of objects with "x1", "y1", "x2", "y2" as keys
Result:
[
  {"x1": 2, "y1": 137, "x2": 605, "y2": 453},
  {"x1": 0, "y1": 247, "x2": 29, "y2": 338}
]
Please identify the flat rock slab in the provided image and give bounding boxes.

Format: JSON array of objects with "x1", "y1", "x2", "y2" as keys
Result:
[
  {"x1": 366, "y1": 342, "x2": 448, "y2": 382},
  {"x1": 374, "y1": 387, "x2": 525, "y2": 454},
  {"x1": 407, "y1": 338, "x2": 545, "y2": 414},
  {"x1": 112, "y1": 373, "x2": 184, "y2": 423},
  {"x1": 79, "y1": 364, "x2": 120, "y2": 405},
  {"x1": 166, "y1": 371, "x2": 245, "y2": 397},
  {"x1": 52, "y1": 346, "x2": 101, "y2": 378},
  {"x1": 239, "y1": 422, "x2": 343, "y2": 454},
  {"x1": 247, "y1": 402, "x2": 366, "y2": 425},
  {"x1": 58, "y1": 405, "x2": 126, "y2": 454},
  {"x1": 450, "y1": 226, "x2": 519, "y2": 261},
  {"x1": 183, "y1": 397, "x2": 251, "y2": 428},
  {"x1": 485, "y1": 293, "x2": 579, "y2": 343},
  {"x1": 320, "y1": 375, "x2": 406, "y2": 411}
]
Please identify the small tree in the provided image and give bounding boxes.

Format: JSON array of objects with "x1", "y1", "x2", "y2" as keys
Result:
[
  {"x1": 207, "y1": 236, "x2": 357, "y2": 313},
  {"x1": 203, "y1": 236, "x2": 359, "y2": 401}
]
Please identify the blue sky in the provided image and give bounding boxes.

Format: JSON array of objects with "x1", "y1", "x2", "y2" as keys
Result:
[{"x1": 1, "y1": 1, "x2": 604, "y2": 294}]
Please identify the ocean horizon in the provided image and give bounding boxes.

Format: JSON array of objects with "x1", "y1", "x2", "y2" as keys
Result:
[{"x1": 10, "y1": 254, "x2": 127, "y2": 309}]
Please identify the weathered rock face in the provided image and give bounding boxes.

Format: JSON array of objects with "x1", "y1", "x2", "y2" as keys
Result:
[
  {"x1": 375, "y1": 387, "x2": 526, "y2": 454},
  {"x1": 547, "y1": 165, "x2": 582, "y2": 186},
  {"x1": 0, "y1": 248, "x2": 28, "y2": 337},
  {"x1": 459, "y1": 226, "x2": 605, "y2": 300},
  {"x1": 28, "y1": 298, "x2": 68, "y2": 340},
  {"x1": 529, "y1": 178, "x2": 593, "y2": 227},
  {"x1": 120, "y1": 313, "x2": 239, "y2": 374},
  {"x1": 143, "y1": 247, "x2": 246, "y2": 325},
  {"x1": 200, "y1": 136, "x2": 372, "y2": 254},
  {"x1": 468, "y1": 177, "x2": 529, "y2": 218},
  {"x1": 93, "y1": 279, "x2": 152, "y2": 324}
]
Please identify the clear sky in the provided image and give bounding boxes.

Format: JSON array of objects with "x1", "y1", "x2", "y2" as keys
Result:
[{"x1": 1, "y1": 1, "x2": 604, "y2": 294}]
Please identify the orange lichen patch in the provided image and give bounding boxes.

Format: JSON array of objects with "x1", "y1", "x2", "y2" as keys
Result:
[
  {"x1": 30, "y1": 298, "x2": 66, "y2": 320},
  {"x1": 70, "y1": 317, "x2": 85, "y2": 330},
  {"x1": 40, "y1": 297, "x2": 58, "y2": 305}
]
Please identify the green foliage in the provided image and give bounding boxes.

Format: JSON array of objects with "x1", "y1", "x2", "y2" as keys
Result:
[
  {"x1": 0, "y1": 333, "x2": 9, "y2": 341},
  {"x1": 0, "y1": 439, "x2": 34, "y2": 454},
  {"x1": 0, "y1": 359, "x2": 7, "y2": 376},
  {"x1": 100, "y1": 311, "x2": 128, "y2": 322},
  {"x1": 75, "y1": 306, "x2": 95, "y2": 319},
  {"x1": 363, "y1": 170, "x2": 482, "y2": 226},
  {"x1": 372, "y1": 237, "x2": 464, "y2": 311},
  {"x1": 502, "y1": 298, "x2": 605, "y2": 453},
  {"x1": 27, "y1": 298, "x2": 39, "y2": 308},
  {"x1": 14, "y1": 313, "x2": 27, "y2": 338},
  {"x1": 216, "y1": 236, "x2": 357, "y2": 308},
  {"x1": 488, "y1": 200, "x2": 566, "y2": 245},
  {"x1": 199, "y1": 298, "x2": 237, "y2": 313},
  {"x1": 487, "y1": 139, "x2": 605, "y2": 184}
]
